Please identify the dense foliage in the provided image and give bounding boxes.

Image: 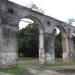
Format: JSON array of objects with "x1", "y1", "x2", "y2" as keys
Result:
[
  {"x1": 18, "y1": 23, "x2": 39, "y2": 57},
  {"x1": 54, "y1": 33, "x2": 62, "y2": 58}
]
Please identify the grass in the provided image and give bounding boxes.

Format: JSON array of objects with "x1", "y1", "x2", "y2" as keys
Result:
[
  {"x1": 19, "y1": 57, "x2": 75, "y2": 66},
  {"x1": 45, "y1": 58, "x2": 75, "y2": 66},
  {"x1": 0, "y1": 67, "x2": 28, "y2": 74},
  {"x1": 18, "y1": 57, "x2": 39, "y2": 65},
  {"x1": 0, "y1": 58, "x2": 75, "y2": 74},
  {"x1": 18, "y1": 57, "x2": 75, "y2": 71}
]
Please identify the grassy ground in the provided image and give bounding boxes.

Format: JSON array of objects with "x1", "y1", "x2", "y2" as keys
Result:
[
  {"x1": 46, "y1": 58, "x2": 75, "y2": 66},
  {"x1": 0, "y1": 57, "x2": 75, "y2": 74},
  {"x1": 0, "y1": 67, "x2": 28, "y2": 74},
  {"x1": 19, "y1": 57, "x2": 75, "y2": 66},
  {"x1": 18, "y1": 57, "x2": 75, "y2": 73}
]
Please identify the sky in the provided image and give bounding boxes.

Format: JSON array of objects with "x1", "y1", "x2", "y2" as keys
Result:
[{"x1": 9, "y1": 0, "x2": 75, "y2": 29}]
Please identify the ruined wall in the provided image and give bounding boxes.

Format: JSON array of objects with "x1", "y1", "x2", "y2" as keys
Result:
[{"x1": 0, "y1": 0, "x2": 18, "y2": 67}]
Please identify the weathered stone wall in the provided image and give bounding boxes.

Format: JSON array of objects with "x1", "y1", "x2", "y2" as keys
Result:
[
  {"x1": 44, "y1": 33, "x2": 55, "y2": 63},
  {"x1": 0, "y1": 0, "x2": 18, "y2": 67}
]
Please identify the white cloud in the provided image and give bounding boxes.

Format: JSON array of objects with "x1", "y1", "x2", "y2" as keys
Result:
[{"x1": 19, "y1": 18, "x2": 33, "y2": 29}]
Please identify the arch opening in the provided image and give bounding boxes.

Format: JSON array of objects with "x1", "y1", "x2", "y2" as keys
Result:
[
  {"x1": 54, "y1": 27, "x2": 62, "y2": 58},
  {"x1": 54, "y1": 26, "x2": 68, "y2": 60},
  {"x1": 18, "y1": 16, "x2": 44, "y2": 61}
]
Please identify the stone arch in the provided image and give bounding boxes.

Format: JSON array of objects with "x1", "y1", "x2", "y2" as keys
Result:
[
  {"x1": 54, "y1": 25, "x2": 69, "y2": 61},
  {"x1": 24, "y1": 15, "x2": 44, "y2": 33},
  {"x1": 18, "y1": 15, "x2": 45, "y2": 63}
]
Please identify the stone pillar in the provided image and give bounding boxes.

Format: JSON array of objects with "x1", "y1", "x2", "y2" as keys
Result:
[
  {"x1": 0, "y1": 25, "x2": 18, "y2": 67},
  {"x1": 62, "y1": 32, "x2": 75, "y2": 62},
  {"x1": 39, "y1": 32, "x2": 45, "y2": 64},
  {"x1": 67, "y1": 36, "x2": 75, "y2": 61},
  {"x1": 62, "y1": 32, "x2": 69, "y2": 61},
  {"x1": 0, "y1": 0, "x2": 18, "y2": 67},
  {"x1": 67, "y1": 26, "x2": 75, "y2": 61},
  {"x1": 44, "y1": 33, "x2": 55, "y2": 64},
  {"x1": 39, "y1": 32, "x2": 55, "y2": 64}
]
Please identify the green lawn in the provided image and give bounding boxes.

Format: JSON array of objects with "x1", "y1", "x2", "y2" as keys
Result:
[
  {"x1": 0, "y1": 57, "x2": 75, "y2": 74},
  {"x1": 18, "y1": 57, "x2": 75, "y2": 66},
  {"x1": 0, "y1": 67, "x2": 28, "y2": 74},
  {"x1": 46, "y1": 58, "x2": 75, "y2": 66}
]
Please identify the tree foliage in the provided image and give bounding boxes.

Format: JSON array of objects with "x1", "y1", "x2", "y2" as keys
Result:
[
  {"x1": 54, "y1": 33, "x2": 62, "y2": 58},
  {"x1": 18, "y1": 23, "x2": 39, "y2": 57},
  {"x1": 67, "y1": 18, "x2": 75, "y2": 25},
  {"x1": 28, "y1": 3, "x2": 45, "y2": 13}
]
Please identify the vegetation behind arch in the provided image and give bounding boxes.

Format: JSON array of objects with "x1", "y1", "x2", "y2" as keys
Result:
[{"x1": 18, "y1": 23, "x2": 39, "y2": 57}]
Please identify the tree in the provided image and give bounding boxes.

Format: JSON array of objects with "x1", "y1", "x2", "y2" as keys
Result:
[
  {"x1": 18, "y1": 23, "x2": 39, "y2": 57},
  {"x1": 28, "y1": 3, "x2": 45, "y2": 13},
  {"x1": 54, "y1": 32, "x2": 62, "y2": 58},
  {"x1": 67, "y1": 18, "x2": 75, "y2": 25}
]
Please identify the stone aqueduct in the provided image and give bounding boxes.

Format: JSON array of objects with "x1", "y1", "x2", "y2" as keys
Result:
[{"x1": 0, "y1": 0, "x2": 75, "y2": 66}]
